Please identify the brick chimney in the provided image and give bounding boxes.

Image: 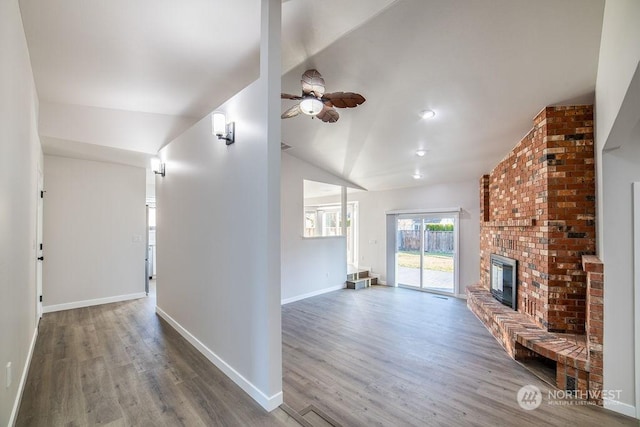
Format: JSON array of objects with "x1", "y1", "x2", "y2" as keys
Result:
[{"x1": 479, "y1": 105, "x2": 595, "y2": 333}]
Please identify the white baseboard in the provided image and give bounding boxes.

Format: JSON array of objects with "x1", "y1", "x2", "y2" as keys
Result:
[
  {"x1": 9, "y1": 326, "x2": 38, "y2": 426},
  {"x1": 604, "y1": 398, "x2": 637, "y2": 418},
  {"x1": 281, "y1": 284, "x2": 345, "y2": 305},
  {"x1": 43, "y1": 292, "x2": 146, "y2": 313},
  {"x1": 155, "y1": 306, "x2": 283, "y2": 412}
]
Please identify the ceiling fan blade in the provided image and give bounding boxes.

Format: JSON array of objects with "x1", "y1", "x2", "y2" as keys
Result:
[
  {"x1": 322, "y1": 92, "x2": 366, "y2": 108},
  {"x1": 281, "y1": 93, "x2": 302, "y2": 100},
  {"x1": 317, "y1": 106, "x2": 339, "y2": 123},
  {"x1": 281, "y1": 104, "x2": 302, "y2": 119},
  {"x1": 301, "y1": 69, "x2": 325, "y2": 98}
]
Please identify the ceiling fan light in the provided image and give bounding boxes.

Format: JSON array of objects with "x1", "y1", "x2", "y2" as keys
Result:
[
  {"x1": 421, "y1": 109, "x2": 436, "y2": 120},
  {"x1": 300, "y1": 98, "x2": 324, "y2": 116},
  {"x1": 416, "y1": 149, "x2": 427, "y2": 157}
]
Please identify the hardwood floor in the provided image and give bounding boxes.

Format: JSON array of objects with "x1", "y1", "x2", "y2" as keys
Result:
[
  {"x1": 15, "y1": 284, "x2": 300, "y2": 427},
  {"x1": 16, "y1": 284, "x2": 637, "y2": 426},
  {"x1": 281, "y1": 286, "x2": 636, "y2": 427}
]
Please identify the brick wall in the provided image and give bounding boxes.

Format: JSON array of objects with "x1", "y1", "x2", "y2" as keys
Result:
[{"x1": 480, "y1": 105, "x2": 595, "y2": 333}]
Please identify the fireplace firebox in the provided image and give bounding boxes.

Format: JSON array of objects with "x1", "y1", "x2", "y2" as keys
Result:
[{"x1": 490, "y1": 254, "x2": 517, "y2": 309}]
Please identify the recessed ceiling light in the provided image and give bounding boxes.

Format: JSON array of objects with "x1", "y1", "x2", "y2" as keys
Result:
[
  {"x1": 416, "y1": 149, "x2": 427, "y2": 157},
  {"x1": 412, "y1": 173, "x2": 423, "y2": 180},
  {"x1": 421, "y1": 109, "x2": 435, "y2": 120}
]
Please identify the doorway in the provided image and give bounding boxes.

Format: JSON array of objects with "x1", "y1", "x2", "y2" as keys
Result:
[
  {"x1": 394, "y1": 212, "x2": 458, "y2": 295},
  {"x1": 147, "y1": 201, "x2": 157, "y2": 280}
]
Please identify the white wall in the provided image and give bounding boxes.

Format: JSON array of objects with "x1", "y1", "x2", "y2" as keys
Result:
[
  {"x1": 0, "y1": 0, "x2": 42, "y2": 424},
  {"x1": 281, "y1": 153, "x2": 358, "y2": 303},
  {"x1": 595, "y1": 0, "x2": 640, "y2": 416},
  {"x1": 595, "y1": 0, "x2": 640, "y2": 150},
  {"x1": 348, "y1": 180, "x2": 480, "y2": 295},
  {"x1": 156, "y1": 0, "x2": 282, "y2": 411},
  {"x1": 601, "y1": 136, "x2": 640, "y2": 413},
  {"x1": 43, "y1": 156, "x2": 147, "y2": 310},
  {"x1": 156, "y1": 79, "x2": 282, "y2": 411}
]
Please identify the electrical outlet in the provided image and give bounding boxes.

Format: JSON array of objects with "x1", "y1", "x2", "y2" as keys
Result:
[{"x1": 6, "y1": 362, "x2": 11, "y2": 388}]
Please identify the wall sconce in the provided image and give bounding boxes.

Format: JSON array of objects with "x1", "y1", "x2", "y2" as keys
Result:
[
  {"x1": 212, "y1": 111, "x2": 235, "y2": 145},
  {"x1": 150, "y1": 157, "x2": 165, "y2": 177}
]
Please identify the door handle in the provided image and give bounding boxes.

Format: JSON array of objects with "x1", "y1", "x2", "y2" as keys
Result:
[{"x1": 37, "y1": 256, "x2": 44, "y2": 261}]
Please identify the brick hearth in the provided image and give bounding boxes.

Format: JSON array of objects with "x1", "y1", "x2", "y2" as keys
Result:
[
  {"x1": 467, "y1": 286, "x2": 590, "y2": 393},
  {"x1": 469, "y1": 105, "x2": 604, "y2": 404}
]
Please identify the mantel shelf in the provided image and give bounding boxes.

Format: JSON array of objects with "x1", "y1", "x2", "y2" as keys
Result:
[{"x1": 483, "y1": 218, "x2": 536, "y2": 228}]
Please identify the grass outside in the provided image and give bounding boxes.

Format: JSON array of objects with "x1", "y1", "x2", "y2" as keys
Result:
[{"x1": 398, "y1": 251, "x2": 454, "y2": 272}]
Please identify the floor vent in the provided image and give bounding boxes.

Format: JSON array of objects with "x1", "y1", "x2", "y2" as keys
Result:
[
  {"x1": 566, "y1": 375, "x2": 577, "y2": 392},
  {"x1": 280, "y1": 403, "x2": 342, "y2": 427},
  {"x1": 433, "y1": 295, "x2": 449, "y2": 300}
]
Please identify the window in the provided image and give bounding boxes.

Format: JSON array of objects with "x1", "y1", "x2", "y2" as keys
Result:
[
  {"x1": 303, "y1": 204, "x2": 342, "y2": 237},
  {"x1": 302, "y1": 180, "x2": 359, "y2": 265},
  {"x1": 303, "y1": 180, "x2": 343, "y2": 237}
]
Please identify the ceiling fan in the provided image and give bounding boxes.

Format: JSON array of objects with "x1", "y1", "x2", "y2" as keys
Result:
[{"x1": 281, "y1": 69, "x2": 366, "y2": 123}]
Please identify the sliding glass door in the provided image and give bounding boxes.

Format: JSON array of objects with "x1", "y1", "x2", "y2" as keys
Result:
[
  {"x1": 396, "y1": 218, "x2": 422, "y2": 287},
  {"x1": 395, "y1": 213, "x2": 457, "y2": 294}
]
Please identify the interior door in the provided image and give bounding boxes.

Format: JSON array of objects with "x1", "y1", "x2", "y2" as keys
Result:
[
  {"x1": 36, "y1": 169, "x2": 44, "y2": 319},
  {"x1": 145, "y1": 205, "x2": 150, "y2": 295},
  {"x1": 633, "y1": 182, "x2": 640, "y2": 417}
]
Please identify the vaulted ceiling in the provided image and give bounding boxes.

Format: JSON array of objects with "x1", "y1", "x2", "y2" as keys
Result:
[{"x1": 19, "y1": 0, "x2": 605, "y2": 191}]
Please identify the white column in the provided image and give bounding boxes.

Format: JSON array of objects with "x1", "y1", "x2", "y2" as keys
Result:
[{"x1": 259, "y1": 0, "x2": 283, "y2": 409}]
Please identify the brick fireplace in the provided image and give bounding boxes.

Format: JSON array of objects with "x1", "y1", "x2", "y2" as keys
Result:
[{"x1": 468, "y1": 105, "x2": 605, "y2": 404}]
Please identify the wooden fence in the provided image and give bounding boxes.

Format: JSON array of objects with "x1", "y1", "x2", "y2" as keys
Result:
[{"x1": 397, "y1": 230, "x2": 454, "y2": 253}]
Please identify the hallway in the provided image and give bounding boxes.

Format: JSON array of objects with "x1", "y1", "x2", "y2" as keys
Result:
[{"x1": 16, "y1": 285, "x2": 297, "y2": 426}]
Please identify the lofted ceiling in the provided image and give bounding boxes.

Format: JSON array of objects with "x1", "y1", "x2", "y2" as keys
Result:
[{"x1": 19, "y1": 0, "x2": 605, "y2": 192}]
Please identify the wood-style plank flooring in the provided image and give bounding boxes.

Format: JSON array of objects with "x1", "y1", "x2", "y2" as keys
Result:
[
  {"x1": 16, "y1": 283, "x2": 299, "y2": 427},
  {"x1": 281, "y1": 286, "x2": 637, "y2": 427},
  {"x1": 16, "y1": 284, "x2": 637, "y2": 426}
]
